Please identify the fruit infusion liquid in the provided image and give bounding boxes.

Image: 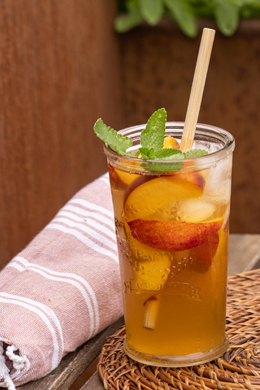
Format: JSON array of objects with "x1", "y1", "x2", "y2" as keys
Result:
[{"x1": 104, "y1": 123, "x2": 235, "y2": 367}]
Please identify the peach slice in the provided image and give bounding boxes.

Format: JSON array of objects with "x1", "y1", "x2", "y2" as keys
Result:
[
  {"x1": 134, "y1": 252, "x2": 170, "y2": 330},
  {"x1": 129, "y1": 234, "x2": 171, "y2": 329},
  {"x1": 163, "y1": 136, "x2": 179, "y2": 149},
  {"x1": 129, "y1": 231, "x2": 173, "y2": 262},
  {"x1": 133, "y1": 256, "x2": 171, "y2": 290},
  {"x1": 108, "y1": 163, "x2": 140, "y2": 187},
  {"x1": 143, "y1": 295, "x2": 161, "y2": 330},
  {"x1": 115, "y1": 168, "x2": 140, "y2": 185},
  {"x1": 129, "y1": 233, "x2": 172, "y2": 289},
  {"x1": 107, "y1": 163, "x2": 118, "y2": 186},
  {"x1": 124, "y1": 176, "x2": 203, "y2": 221},
  {"x1": 128, "y1": 218, "x2": 223, "y2": 252},
  {"x1": 177, "y1": 172, "x2": 205, "y2": 191},
  {"x1": 190, "y1": 233, "x2": 220, "y2": 273}
]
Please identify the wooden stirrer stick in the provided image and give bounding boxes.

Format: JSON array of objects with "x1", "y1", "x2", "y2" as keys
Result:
[{"x1": 180, "y1": 28, "x2": 215, "y2": 152}]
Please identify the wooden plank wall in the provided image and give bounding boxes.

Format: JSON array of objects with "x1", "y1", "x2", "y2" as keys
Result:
[{"x1": 0, "y1": 0, "x2": 123, "y2": 269}]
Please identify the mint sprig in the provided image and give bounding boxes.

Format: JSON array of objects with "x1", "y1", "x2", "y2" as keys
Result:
[
  {"x1": 154, "y1": 148, "x2": 184, "y2": 160},
  {"x1": 141, "y1": 149, "x2": 185, "y2": 172},
  {"x1": 93, "y1": 119, "x2": 132, "y2": 156},
  {"x1": 140, "y1": 108, "x2": 167, "y2": 152},
  {"x1": 137, "y1": 147, "x2": 155, "y2": 159},
  {"x1": 185, "y1": 149, "x2": 209, "y2": 158},
  {"x1": 93, "y1": 108, "x2": 208, "y2": 173},
  {"x1": 143, "y1": 149, "x2": 209, "y2": 173}
]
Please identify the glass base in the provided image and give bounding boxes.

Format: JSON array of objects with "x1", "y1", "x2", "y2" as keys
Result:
[{"x1": 124, "y1": 337, "x2": 229, "y2": 367}]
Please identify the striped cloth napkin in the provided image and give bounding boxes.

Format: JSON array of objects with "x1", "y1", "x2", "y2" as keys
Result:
[{"x1": 0, "y1": 173, "x2": 122, "y2": 389}]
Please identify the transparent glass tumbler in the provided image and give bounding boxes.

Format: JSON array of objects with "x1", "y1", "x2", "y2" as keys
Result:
[{"x1": 104, "y1": 122, "x2": 235, "y2": 367}]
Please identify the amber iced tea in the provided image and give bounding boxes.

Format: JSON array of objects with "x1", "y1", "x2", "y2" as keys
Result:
[{"x1": 105, "y1": 123, "x2": 234, "y2": 366}]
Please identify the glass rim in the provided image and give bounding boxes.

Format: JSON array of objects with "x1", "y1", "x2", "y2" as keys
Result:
[{"x1": 104, "y1": 121, "x2": 235, "y2": 169}]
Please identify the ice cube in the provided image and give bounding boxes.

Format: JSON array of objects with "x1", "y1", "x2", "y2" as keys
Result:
[
  {"x1": 204, "y1": 176, "x2": 231, "y2": 204},
  {"x1": 203, "y1": 156, "x2": 232, "y2": 204},
  {"x1": 176, "y1": 199, "x2": 216, "y2": 223}
]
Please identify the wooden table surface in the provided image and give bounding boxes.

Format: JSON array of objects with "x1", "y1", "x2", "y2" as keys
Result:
[{"x1": 17, "y1": 234, "x2": 260, "y2": 390}]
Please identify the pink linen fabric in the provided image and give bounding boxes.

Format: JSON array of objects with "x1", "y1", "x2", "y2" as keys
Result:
[{"x1": 0, "y1": 173, "x2": 123, "y2": 389}]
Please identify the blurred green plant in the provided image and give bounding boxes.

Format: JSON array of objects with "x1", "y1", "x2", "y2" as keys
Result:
[{"x1": 115, "y1": 0, "x2": 260, "y2": 37}]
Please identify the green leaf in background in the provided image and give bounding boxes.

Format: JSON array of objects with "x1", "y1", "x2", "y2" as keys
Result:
[
  {"x1": 115, "y1": 0, "x2": 143, "y2": 32},
  {"x1": 163, "y1": 0, "x2": 198, "y2": 37},
  {"x1": 188, "y1": 0, "x2": 215, "y2": 18},
  {"x1": 140, "y1": 108, "x2": 167, "y2": 152},
  {"x1": 214, "y1": 0, "x2": 240, "y2": 36},
  {"x1": 93, "y1": 119, "x2": 133, "y2": 155},
  {"x1": 184, "y1": 149, "x2": 208, "y2": 158},
  {"x1": 118, "y1": 0, "x2": 128, "y2": 12},
  {"x1": 241, "y1": 1, "x2": 260, "y2": 18},
  {"x1": 116, "y1": 0, "x2": 260, "y2": 36},
  {"x1": 140, "y1": 0, "x2": 164, "y2": 25}
]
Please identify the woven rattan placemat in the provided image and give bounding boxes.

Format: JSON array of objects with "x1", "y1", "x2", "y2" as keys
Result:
[{"x1": 98, "y1": 269, "x2": 260, "y2": 389}]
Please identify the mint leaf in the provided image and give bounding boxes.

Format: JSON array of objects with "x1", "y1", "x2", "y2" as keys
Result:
[
  {"x1": 184, "y1": 149, "x2": 208, "y2": 158},
  {"x1": 141, "y1": 160, "x2": 184, "y2": 172},
  {"x1": 138, "y1": 147, "x2": 155, "y2": 159},
  {"x1": 94, "y1": 119, "x2": 133, "y2": 155},
  {"x1": 140, "y1": 108, "x2": 167, "y2": 152},
  {"x1": 154, "y1": 148, "x2": 184, "y2": 159},
  {"x1": 140, "y1": 0, "x2": 164, "y2": 25},
  {"x1": 141, "y1": 147, "x2": 184, "y2": 172}
]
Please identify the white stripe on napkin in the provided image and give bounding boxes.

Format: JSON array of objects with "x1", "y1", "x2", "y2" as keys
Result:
[
  {"x1": 99, "y1": 176, "x2": 110, "y2": 186},
  {"x1": 46, "y1": 224, "x2": 118, "y2": 263},
  {"x1": 0, "y1": 297, "x2": 59, "y2": 370},
  {"x1": 61, "y1": 205, "x2": 115, "y2": 229},
  {"x1": 0, "y1": 292, "x2": 64, "y2": 354},
  {"x1": 52, "y1": 218, "x2": 117, "y2": 251},
  {"x1": 70, "y1": 199, "x2": 114, "y2": 218},
  {"x1": 98, "y1": 172, "x2": 110, "y2": 186},
  {"x1": 56, "y1": 211, "x2": 115, "y2": 239},
  {"x1": 10, "y1": 256, "x2": 100, "y2": 332},
  {"x1": 7, "y1": 260, "x2": 97, "y2": 338}
]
